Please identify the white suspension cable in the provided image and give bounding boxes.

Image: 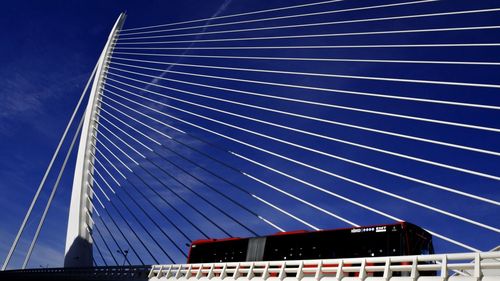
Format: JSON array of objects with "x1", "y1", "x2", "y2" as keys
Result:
[
  {"x1": 95, "y1": 148, "x2": 185, "y2": 262},
  {"x1": 102, "y1": 82, "x2": 500, "y2": 231},
  {"x1": 118, "y1": 25, "x2": 500, "y2": 45},
  {"x1": 101, "y1": 105, "x2": 165, "y2": 143},
  {"x1": 116, "y1": 43, "x2": 500, "y2": 50},
  {"x1": 101, "y1": 94, "x2": 185, "y2": 134},
  {"x1": 107, "y1": 75, "x2": 500, "y2": 195},
  {"x1": 100, "y1": 98, "x2": 174, "y2": 140},
  {"x1": 22, "y1": 115, "x2": 85, "y2": 269},
  {"x1": 102, "y1": 89, "x2": 194, "y2": 134},
  {"x1": 114, "y1": 51, "x2": 500, "y2": 67},
  {"x1": 98, "y1": 109, "x2": 276, "y2": 236},
  {"x1": 245, "y1": 173, "x2": 359, "y2": 227},
  {"x1": 93, "y1": 141, "x2": 129, "y2": 182},
  {"x1": 120, "y1": 0, "x2": 345, "y2": 32},
  {"x1": 101, "y1": 87, "x2": 360, "y2": 228},
  {"x1": 1, "y1": 62, "x2": 98, "y2": 271},
  {"x1": 95, "y1": 130, "x2": 238, "y2": 240},
  {"x1": 99, "y1": 108, "x2": 162, "y2": 146},
  {"x1": 87, "y1": 183, "x2": 106, "y2": 209},
  {"x1": 105, "y1": 81, "x2": 500, "y2": 226},
  {"x1": 89, "y1": 180, "x2": 111, "y2": 202},
  {"x1": 92, "y1": 143, "x2": 128, "y2": 179},
  {"x1": 100, "y1": 88, "x2": 379, "y2": 228},
  {"x1": 94, "y1": 126, "x2": 141, "y2": 166},
  {"x1": 112, "y1": 56, "x2": 500, "y2": 93},
  {"x1": 93, "y1": 154, "x2": 122, "y2": 187},
  {"x1": 88, "y1": 172, "x2": 157, "y2": 265},
  {"x1": 91, "y1": 154, "x2": 190, "y2": 262},
  {"x1": 93, "y1": 144, "x2": 191, "y2": 261},
  {"x1": 98, "y1": 131, "x2": 210, "y2": 241},
  {"x1": 106, "y1": 64, "x2": 500, "y2": 157},
  {"x1": 92, "y1": 166, "x2": 116, "y2": 194},
  {"x1": 252, "y1": 195, "x2": 320, "y2": 231},
  {"x1": 97, "y1": 132, "x2": 139, "y2": 167},
  {"x1": 105, "y1": 70, "x2": 500, "y2": 182},
  {"x1": 101, "y1": 89, "x2": 185, "y2": 133},
  {"x1": 108, "y1": 61, "x2": 500, "y2": 134},
  {"x1": 99, "y1": 88, "x2": 496, "y2": 254},
  {"x1": 92, "y1": 222, "x2": 121, "y2": 266},
  {"x1": 231, "y1": 152, "x2": 480, "y2": 252},
  {"x1": 94, "y1": 155, "x2": 195, "y2": 262},
  {"x1": 112, "y1": 62, "x2": 500, "y2": 112},
  {"x1": 98, "y1": 115, "x2": 153, "y2": 153},
  {"x1": 117, "y1": 96, "x2": 500, "y2": 181},
  {"x1": 87, "y1": 196, "x2": 101, "y2": 217},
  {"x1": 91, "y1": 183, "x2": 146, "y2": 266},
  {"x1": 118, "y1": 3, "x2": 497, "y2": 41},
  {"x1": 85, "y1": 224, "x2": 93, "y2": 238},
  {"x1": 85, "y1": 208, "x2": 96, "y2": 226},
  {"x1": 119, "y1": 0, "x2": 435, "y2": 38},
  {"x1": 258, "y1": 217, "x2": 285, "y2": 232},
  {"x1": 102, "y1": 82, "x2": 500, "y2": 206},
  {"x1": 88, "y1": 171, "x2": 152, "y2": 266},
  {"x1": 99, "y1": 91, "x2": 330, "y2": 233}
]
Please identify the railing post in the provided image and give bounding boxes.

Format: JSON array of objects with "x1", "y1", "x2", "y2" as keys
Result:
[
  {"x1": 314, "y1": 260, "x2": 323, "y2": 280},
  {"x1": 64, "y1": 12, "x2": 126, "y2": 267},
  {"x1": 220, "y1": 263, "x2": 228, "y2": 279},
  {"x1": 474, "y1": 253, "x2": 482, "y2": 278},
  {"x1": 383, "y1": 258, "x2": 391, "y2": 280},
  {"x1": 278, "y1": 262, "x2": 286, "y2": 281},
  {"x1": 247, "y1": 262, "x2": 255, "y2": 279},
  {"x1": 440, "y1": 255, "x2": 448, "y2": 278},
  {"x1": 359, "y1": 259, "x2": 367, "y2": 280},
  {"x1": 296, "y1": 261, "x2": 304, "y2": 280},
  {"x1": 166, "y1": 265, "x2": 174, "y2": 279},
  {"x1": 336, "y1": 260, "x2": 344, "y2": 280},
  {"x1": 207, "y1": 264, "x2": 215, "y2": 279},
  {"x1": 410, "y1": 256, "x2": 418, "y2": 280},
  {"x1": 262, "y1": 262, "x2": 270, "y2": 279}
]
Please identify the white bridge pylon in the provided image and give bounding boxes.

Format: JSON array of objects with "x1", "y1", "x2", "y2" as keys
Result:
[{"x1": 64, "y1": 13, "x2": 127, "y2": 268}]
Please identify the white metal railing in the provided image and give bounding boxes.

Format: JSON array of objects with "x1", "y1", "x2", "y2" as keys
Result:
[{"x1": 149, "y1": 252, "x2": 500, "y2": 281}]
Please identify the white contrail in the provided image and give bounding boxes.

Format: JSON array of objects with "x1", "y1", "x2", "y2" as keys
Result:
[{"x1": 147, "y1": 0, "x2": 234, "y2": 87}]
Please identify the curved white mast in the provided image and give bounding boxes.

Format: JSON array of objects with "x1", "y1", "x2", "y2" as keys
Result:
[{"x1": 65, "y1": 13, "x2": 126, "y2": 268}]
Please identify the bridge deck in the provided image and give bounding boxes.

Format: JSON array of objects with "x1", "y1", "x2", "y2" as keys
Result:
[
  {"x1": 0, "y1": 252, "x2": 498, "y2": 280},
  {"x1": 149, "y1": 252, "x2": 500, "y2": 281}
]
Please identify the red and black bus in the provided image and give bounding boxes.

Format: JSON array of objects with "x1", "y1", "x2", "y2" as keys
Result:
[{"x1": 187, "y1": 222, "x2": 434, "y2": 263}]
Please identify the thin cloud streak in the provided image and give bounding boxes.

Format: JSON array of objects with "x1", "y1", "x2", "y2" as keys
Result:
[{"x1": 145, "y1": 0, "x2": 234, "y2": 87}]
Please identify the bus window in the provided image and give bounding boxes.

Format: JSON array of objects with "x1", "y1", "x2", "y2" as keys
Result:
[
  {"x1": 406, "y1": 226, "x2": 433, "y2": 255},
  {"x1": 189, "y1": 239, "x2": 248, "y2": 263}
]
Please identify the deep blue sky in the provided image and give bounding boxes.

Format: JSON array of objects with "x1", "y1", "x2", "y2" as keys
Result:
[{"x1": 0, "y1": 0, "x2": 499, "y2": 269}]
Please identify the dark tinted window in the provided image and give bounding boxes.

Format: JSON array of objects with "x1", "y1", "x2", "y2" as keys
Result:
[
  {"x1": 188, "y1": 239, "x2": 248, "y2": 263},
  {"x1": 405, "y1": 224, "x2": 434, "y2": 255}
]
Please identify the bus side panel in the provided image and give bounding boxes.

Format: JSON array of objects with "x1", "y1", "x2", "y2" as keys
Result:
[{"x1": 263, "y1": 224, "x2": 407, "y2": 261}]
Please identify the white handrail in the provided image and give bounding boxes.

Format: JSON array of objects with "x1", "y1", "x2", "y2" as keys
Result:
[{"x1": 149, "y1": 251, "x2": 500, "y2": 281}]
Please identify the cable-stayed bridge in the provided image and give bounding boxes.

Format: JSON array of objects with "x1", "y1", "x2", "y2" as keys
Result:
[{"x1": 0, "y1": 0, "x2": 499, "y2": 280}]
